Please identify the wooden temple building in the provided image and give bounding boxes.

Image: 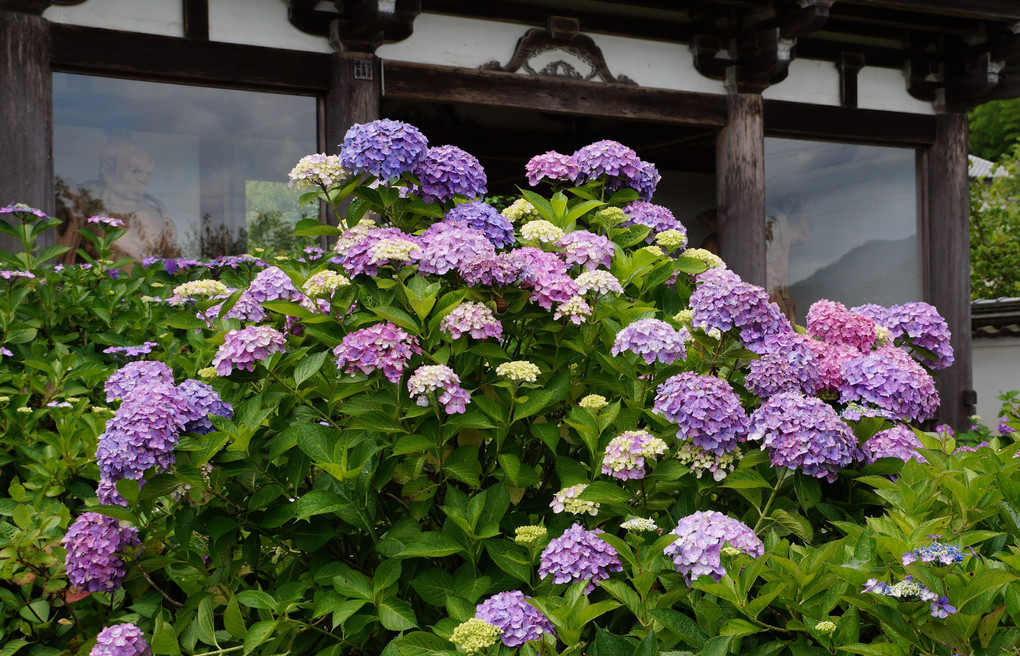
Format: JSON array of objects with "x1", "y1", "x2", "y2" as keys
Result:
[{"x1": 5, "y1": 0, "x2": 1020, "y2": 428}]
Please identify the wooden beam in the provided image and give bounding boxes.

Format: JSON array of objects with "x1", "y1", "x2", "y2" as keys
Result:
[
  {"x1": 382, "y1": 60, "x2": 729, "y2": 127},
  {"x1": 183, "y1": 0, "x2": 209, "y2": 41},
  {"x1": 925, "y1": 112, "x2": 974, "y2": 430},
  {"x1": 763, "y1": 99, "x2": 937, "y2": 145},
  {"x1": 839, "y1": 0, "x2": 1020, "y2": 22},
  {"x1": 716, "y1": 94, "x2": 766, "y2": 286},
  {"x1": 50, "y1": 23, "x2": 331, "y2": 92},
  {"x1": 0, "y1": 9, "x2": 53, "y2": 252}
]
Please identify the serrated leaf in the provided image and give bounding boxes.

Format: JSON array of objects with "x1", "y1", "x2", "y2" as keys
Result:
[
  {"x1": 294, "y1": 350, "x2": 328, "y2": 387},
  {"x1": 398, "y1": 532, "x2": 463, "y2": 558},
  {"x1": 377, "y1": 595, "x2": 418, "y2": 630},
  {"x1": 196, "y1": 596, "x2": 218, "y2": 646},
  {"x1": 243, "y1": 620, "x2": 277, "y2": 655},
  {"x1": 236, "y1": 590, "x2": 277, "y2": 610},
  {"x1": 224, "y1": 595, "x2": 247, "y2": 639}
]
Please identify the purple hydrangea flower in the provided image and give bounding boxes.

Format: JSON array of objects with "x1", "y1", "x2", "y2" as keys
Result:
[
  {"x1": 748, "y1": 392, "x2": 860, "y2": 481},
  {"x1": 539, "y1": 523, "x2": 622, "y2": 593},
  {"x1": 690, "y1": 269, "x2": 791, "y2": 346},
  {"x1": 510, "y1": 247, "x2": 578, "y2": 309},
  {"x1": 103, "y1": 342, "x2": 159, "y2": 359},
  {"x1": 96, "y1": 384, "x2": 189, "y2": 481},
  {"x1": 839, "y1": 347, "x2": 939, "y2": 423},
  {"x1": 850, "y1": 303, "x2": 891, "y2": 328},
  {"x1": 475, "y1": 591, "x2": 555, "y2": 647},
  {"x1": 440, "y1": 302, "x2": 503, "y2": 340},
  {"x1": 663, "y1": 511, "x2": 763, "y2": 583},
  {"x1": 105, "y1": 361, "x2": 175, "y2": 402},
  {"x1": 90, "y1": 623, "x2": 151, "y2": 656},
  {"x1": 406, "y1": 364, "x2": 471, "y2": 414},
  {"x1": 62, "y1": 513, "x2": 140, "y2": 592},
  {"x1": 0, "y1": 346, "x2": 12, "y2": 358},
  {"x1": 601, "y1": 430, "x2": 669, "y2": 480},
  {"x1": 611, "y1": 318, "x2": 689, "y2": 365},
  {"x1": 884, "y1": 302, "x2": 954, "y2": 370},
  {"x1": 207, "y1": 292, "x2": 268, "y2": 324},
  {"x1": 931, "y1": 596, "x2": 957, "y2": 619},
  {"x1": 806, "y1": 300, "x2": 877, "y2": 352},
  {"x1": 415, "y1": 144, "x2": 487, "y2": 202},
  {"x1": 446, "y1": 201, "x2": 515, "y2": 248},
  {"x1": 245, "y1": 266, "x2": 302, "y2": 304},
  {"x1": 803, "y1": 339, "x2": 861, "y2": 391},
  {"x1": 339, "y1": 119, "x2": 428, "y2": 180},
  {"x1": 572, "y1": 141, "x2": 658, "y2": 199},
  {"x1": 418, "y1": 221, "x2": 495, "y2": 276},
  {"x1": 525, "y1": 151, "x2": 579, "y2": 187},
  {"x1": 865, "y1": 424, "x2": 926, "y2": 464},
  {"x1": 745, "y1": 333, "x2": 823, "y2": 398},
  {"x1": 176, "y1": 379, "x2": 233, "y2": 434},
  {"x1": 460, "y1": 252, "x2": 521, "y2": 287},
  {"x1": 96, "y1": 478, "x2": 128, "y2": 507},
  {"x1": 0, "y1": 202, "x2": 48, "y2": 219},
  {"x1": 556, "y1": 230, "x2": 614, "y2": 270},
  {"x1": 653, "y1": 373, "x2": 748, "y2": 454},
  {"x1": 622, "y1": 201, "x2": 685, "y2": 237},
  {"x1": 211, "y1": 326, "x2": 287, "y2": 376},
  {"x1": 334, "y1": 322, "x2": 421, "y2": 383}
]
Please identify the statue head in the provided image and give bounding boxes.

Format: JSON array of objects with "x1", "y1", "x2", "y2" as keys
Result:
[{"x1": 98, "y1": 138, "x2": 155, "y2": 203}]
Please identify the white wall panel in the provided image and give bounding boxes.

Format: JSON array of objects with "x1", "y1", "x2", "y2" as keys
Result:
[
  {"x1": 973, "y1": 338, "x2": 1020, "y2": 430},
  {"x1": 209, "y1": 0, "x2": 331, "y2": 52},
  {"x1": 44, "y1": 0, "x2": 183, "y2": 37}
]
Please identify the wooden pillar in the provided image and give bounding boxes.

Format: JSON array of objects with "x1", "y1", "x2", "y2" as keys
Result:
[
  {"x1": 926, "y1": 112, "x2": 974, "y2": 430},
  {"x1": 716, "y1": 93, "x2": 766, "y2": 286},
  {"x1": 0, "y1": 7, "x2": 54, "y2": 252}
]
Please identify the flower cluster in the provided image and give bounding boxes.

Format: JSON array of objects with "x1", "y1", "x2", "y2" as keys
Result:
[
  {"x1": 622, "y1": 201, "x2": 685, "y2": 237},
  {"x1": 87, "y1": 215, "x2": 125, "y2": 228},
  {"x1": 449, "y1": 618, "x2": 501, "y2": 655},
  {"x1": 550, "y1": 483, "x2": 599, "y2": 515},
  {"x1": 212, "y1": 326, "x2": 287, "y2": 376},
  {"x1": 511, "y1": 247, "x2": 577, "y2": 309},
  {"x1": 525, "y1": 151, "x2": 580, "y2": 186},
  {"x1": 334, "y1": 322, "x2": 421, "y2": 383},
  {"x1": 572, "y1": 140, "x2": 658, "y2": 199},
  {"x1": 556, "y1": 230, "x2": 614, "y2": 270},
  {"x1": 862, "y1": 577, "x2": 956, "y2": 618},
  {"x1": 418, "y1": 221, "x2": 494, "y2": 276},
  {"x1": 369, "y1": 235, "x2": 423, "y2": 265},
  {"x1": 621, "y1": 517, "x2": 658, "y2": 532},
  {"x1": 168, "y1": 279, "x2": 230, "y2": 305},
  {"x1": 514, "y1": 525, "x2": 547, "y2": 546},
  {"x1": 575, "y1": 270, "x2": 623, "y2": 296},
  {"x1": 653, "y1": 373, "x2": 748, "y2": 454},
  {"x1": 839, "y1": 347, "x2": 939, "y2": 422},
  {"x1": 475, "y1": 591, "x2": 555, "y2": 647},
  {"x1": 177, "y1": 379, "x2": 233, "y2": 434},
  {"x1": 611, "y1": 318, "x2": 688, "y2": 365},
  {"x1": 601, "y1": 430, "x2": 668, "y2": 480},
  {"x1": 520, "y1": 220, "x2": 564, "y2": 243},
  {"x1": 440, "y1": 302, "x2": 503, "y2": 340},
  {"x1": 553, "y1": 295, "x2": 592, "y2": 324},
  {"x1": 689, "y1": 269, "x2": 790, "y2": 345},
  {"x1": 96, "y1": 383, "x2": 189, "y2": 482},
  {"x1": 502, "y1": 198, "x2": 541, "y2": 223},
  {"x1": 288, "y1": 153, "x2": 348, "y2": 189},
  {"x1": 103, "y1": 342, "x2": 159, "y2": 359},
  {"x1": 902, "y1": 537, "x2": 964, "y2": 566},
  {"x1": 682, "y1": 248, "x2": 725, "y2": 269},
  {"x1": 865, "y1": 424, "x2": 926, "y2": 463},
  {"x1": 676, "y1": 441, "x2": 740, "y2": 481},
  {"x1": 806, "y1": 300, "x2": 877, "y2": 351},
  {"x1": 655, "y1": 229, "x2": 688, "y2": 251},
  {"x1": 539, "y1": 523, "x2": 622, "y2": 592},
  {"x1": 406, "y1": 364, "x2": 471, "y2": 414},
  {"x1": 663, "y1": 511, "x2": 764, "y2": 583},
  {"x1": 105, "y1": 361, "x2": 175, "y2": 402},
  {"x1": 579, "y1": 394, "x2": 608, "y2": 411},
  {"x1": 340, "y1": 119, "x2": 428, "y2": 180},
  {"x1": 461, "y1": 252, "x2": 520, "y2": 287},
  {"x1": 748, "y1": 392, "x2": 859, "y2": 481},
  {"x1": 333, "y1": 220, "x2": 377, "y2": 259},
  {"x1": 446, "y1": 201, "x2": 515, "y2": 248},
  {"x1": 90, "y1": 623, "x2": 151, "y2": 656},
  {"x1": 416, "y1": 144, "x2": 487, "y2": 202},
  {"x1": 745, "y1": 333, "x2": 824, "y2": 398},
  {"x1": 62, "y1": 513, "x2": 140, "y2": 592},
  {"x1": 495, "y1": 360, "x2": 541, "y2": 383},
  {"x1": 245, "y1": 266, "x2": 302, "y2": 304},
  {"x1": 884, "y1": 302, "x2": 954, "y2": 369},
  {"x1": 302, "y1": 270, "x2": 350, "y2": 298}
]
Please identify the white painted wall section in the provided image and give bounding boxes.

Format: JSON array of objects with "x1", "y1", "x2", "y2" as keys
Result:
[
  {"x1": 973, "y1": 338, "x2": 1020, "y2": 431},
  {"x1": 858, "y1": 66, "x2": 935, "y2": 115},
  {"x1": 43, "y1": 0, "x2": 183, "y2": 37},
  {"x1": 762, "y1": 59, "x2": 840, "y2": 106},
  {"x1": 209, "y1": 0, "x2": 331, "y2": 52}
]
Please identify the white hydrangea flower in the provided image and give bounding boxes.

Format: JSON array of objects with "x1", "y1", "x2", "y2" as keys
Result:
[
  {"x1": 682, "y1": 248, "x2": 726, "y2": 269},
  {"x1": 495, "y1": 360, "x2": 541, "y2": 383},
  {"x1": 303, "y1": 270, "x2": 351, "y2": 297},
  {"x1": 575, "y1": 270, "x2": 623, "y2": 296},
  {"x1": 621, "y1": 517, "x2": 658, "y2": 532},
  {"x1": 520, "y1": 220, "x2": 564, "y2": 243},
  {"x1": 501, "y1": 198, "x2": 541, "y2": 223}
]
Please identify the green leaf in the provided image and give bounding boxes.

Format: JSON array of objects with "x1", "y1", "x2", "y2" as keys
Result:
[
  {"x1": 484, "y1": 540, "x2": 532, "y2": 583},
  {"x1": 979, "y1": 605, "x2": 1007, "y2": 648},
  {"x1": 770, "y1": 508, "x2": 813, "y2": 542},
  {"x1": 224, "y1": 595, "x2": 247, "y2": 640},
  {"x1": 377, "y1": 595, "x2": 418, "y2": 631},
  {"x1": 593, "y1": 628, "x2": 633, "y2": 656},
  {"x1": 152, "y1": 616, "x2": 182, "y2": 656},
  {"x1": 0, "y1": 640, "x2": 28, "y2": 656},
  {"x1": 297, "y1": 490, "x2": 348, "y2": 521},
  {"x1": 196, "y1": 596, "x2": 218, "y2": 646},
  {"x1": 294, "y1": 218, "x2": 343, "y2": 236},
  {"x1": 294, "y1": 350, "x2": 328, "y2": 387},
  {"x1": 167, "y1": 312, "x2": 207, "y2": 330},
  {"x1": 291, "y1": 423, "x2": 341, "y2": 464},
  {"x1": 699, "y1": 635, "x2": 735, "y2": 656},
  {"x1": 237, "y1": 590, "x2": 277, "y2": 610},
  {"x1": 374, "y1": 560, "x2": 402, "y2": 595},
  {"x1": 577, "y1": 481, "x2": 633, "y2": 505},
  {"x1": 334, "y1": 565, "x2": 374, "y2": 599},
  {"x1": 370, "y1": 305, "x2": 420, "y2": 333},
  {"x1": 650, "y1": 608, "x2": 704, "y2": 648},
  {"x1": 398, "y1": 532, "x2": 464, "y2": 558},
  {"x1": 721, "y1": 469, "x2": 772, "y2": 489},
  {"x1": 513, "y1": 373, "x2": 570, "y2": 421},
  {"x1": 243, "y1": 620, "x2": 277, "y2": 655}
]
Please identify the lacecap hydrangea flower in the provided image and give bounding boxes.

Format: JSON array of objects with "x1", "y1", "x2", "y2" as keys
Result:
[
  {"x1": 806, "y1": 300, "x2": 877, "y2": 352},
  {"x1": 748, "y1": 392, "x2": 859, "y2": 482},
  {"x1": 525, "y1": 150, "x2": 580, "y2": 186},
  {"x1": 95, "y1": 383, "x2": 189, "y2": 481},
  {"x1": 63, "y1": 513, "x2": 140, "y2": 592},
  {"x1": 539, "y1": 523, "x2": 622, "y2": 593},
  {"x1": 105, "y1": 361, "x2": 175, "y2": 402},
  {"x1": 495, "y1": 360, "x2": 541, "y2": 383},
  {"x1": 865, "y1": 424, "x2": 926, "y2": 464},
  {"x1": 475, "y1": 591, "x2": 555, "y2": 647},
  {"x1": 90, "y1": 623, "x2": 151, "y2": 656},
  {"x1": 690, "y1": 268, "x2": 791, "y2": 346},
  {"x1": 440, "y1": 301, "x2": 503, "y2": 340},
  {"x1": 288, "y1": 153, "x2": 348, "y2": 189},
  {"x1": 902, "y1": 537, "x2": 964, "y2": 566},
  {"x1": 611, "y1": 318, "x2": 689, "y2": 365},
  {"x1": 839, "y1": 346, "x2": 939, "y2": 422},
  {"x1": 862, "y1": 576, "x2": 956, "y2": 618},
  {"x1": 415, "y1": 144, "x2": 487, "y2": 202},
  {"x1": 211, "y1": 326, "x2": 287, "y2": 376},
  {"x1": 653, "y1": 372, "x2": 748, "y2": 454},
  {"x1": 663, "y1": 511, "x2": 764, "y2": 583},
  {"x1": 103, "y1": 342, "x2": 159, "y2": 359},
  {"x1": 601, "y1": 430, "x2": 669, "y2": 480},
  {"x1": 339, "y1": 119, "x2": 428, "y2": 180},
  {"x1": 177, "y1": 379, "x2": 233, "y2": 434},
  {"x1": 550, "y1": 483, "x2": 599, "y2": 515},
  {"x1": 449, "y1": 618, "x2": 501, "y2": 655},
  {"x1": 556, "y1": 230, "x2": 614, "y2": 271},
  {"x1": 334, "y1": 322, "x2": 421, "y2": 383},
  {"x1": 446, "y1": 201, "x2": 515, "y2": 248},
  {"x1": 406, "y1": 364, "x2": 471, "y2": 414}
]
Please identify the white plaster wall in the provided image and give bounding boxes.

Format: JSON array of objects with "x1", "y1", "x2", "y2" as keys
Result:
[
  {"x1": 858, "y1": 66, "x2": 935, "y2": 115},
  {"x1": 973, "y1": 338, "x2": 1020, "y2": 429},
  {"x1": 208, "y1": 0, "x2": 331, "y2": 53},
  {"x1": 762, "y1": 59, "x2": 840, "y2": 106},
  {"x1": 43, "y1": 0, "x2": 183, "y2": 37}
]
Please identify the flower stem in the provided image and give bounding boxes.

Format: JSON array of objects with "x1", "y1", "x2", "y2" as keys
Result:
[{"x1": 753, "y1": 469, "x2": 788, "y2": 534}]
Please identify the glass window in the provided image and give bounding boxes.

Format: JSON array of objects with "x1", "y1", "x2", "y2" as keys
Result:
[
  {"x1": 52, "y1": 73, "x2": 317, "y2": 260},
  {"x1": 764, "y1": 138, "x2": 921, "y2": 322}
]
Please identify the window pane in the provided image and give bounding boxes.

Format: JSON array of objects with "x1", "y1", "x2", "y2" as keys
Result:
[
  {"x1": 764, "y1": 138, "x2": 921, "y2": 322},
  {"x1": 53, "y1": 73, "x2": 317, "y2": 260}
]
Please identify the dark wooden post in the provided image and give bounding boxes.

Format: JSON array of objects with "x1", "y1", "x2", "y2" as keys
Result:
[
  {"x1": 0, "y1": 6, "x2": 54, "y2": 252},
  {"x1": 926, "y1": 112, "x2": 974, "y2": 430},
  {"x1": 716, "y1": 93, "x2": 766, "y2": 286}
]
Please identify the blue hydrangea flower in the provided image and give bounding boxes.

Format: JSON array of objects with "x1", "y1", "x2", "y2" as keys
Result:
[
  {"x1": 865, "y1": 423, "x2": 926, "y2": 464},
  {"x1": 415, "y1": 144, "x2": 487, "y2": 202},
  {"x1": 611, "y1": 318, "x2": 688, "y2": 365},
  {"x1": 902, "y1": 537, "x2": 964, "y2": 566},
  {"x1": 653, "y1": 372, "x2": 748, "y2": 454},
  {"x1": 884, "y1": 302, "x2": 954, "y2": 370},
  {"x1": 176, "y1": 379, "x2": 233, "y2": 434},
  {"x1": 475, "y1": 590, "x2": 555, "y2": 647},
  {"x1": 689, "y1": 268, "x2": 791, "y2": 346},
  {"x1": 96, "y1": 383, "x2": 190, "y2": 481},
  {"x1": 339, "y1": 119, "x2": 428, "y2": 180},
  {"x1": 105, "y1": 361, "x2": 174, "y2": 402},
  {"x1": 745, "y1": 332, "x2": 824, "y2": 398},
  {"x1": 446, "y1": 201, "x2": 515, "y2": 248},
  {"x1": 63, "y1": 513, "x2": 140, "y2": 592},
  {"x1": 839, "y1": 347, "x2": 939, "y2": 423}
]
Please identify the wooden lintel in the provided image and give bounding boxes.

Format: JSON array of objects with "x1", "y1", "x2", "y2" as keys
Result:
[{"x1": 763, "y1": 99, "x2": 937, "y2": 145}]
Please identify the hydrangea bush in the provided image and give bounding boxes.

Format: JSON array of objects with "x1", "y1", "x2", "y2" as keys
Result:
[{"x1": 2, "y1": 121, "x2": 1020, "y2": 656}]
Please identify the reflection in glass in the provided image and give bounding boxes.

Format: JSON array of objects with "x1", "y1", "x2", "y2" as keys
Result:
[
  {"x1": 764, "y1": 138, "x2": 921, "y2": 322},
  {"x1": 53, "y1": 73, "x2": 317, "y2": 260}
]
